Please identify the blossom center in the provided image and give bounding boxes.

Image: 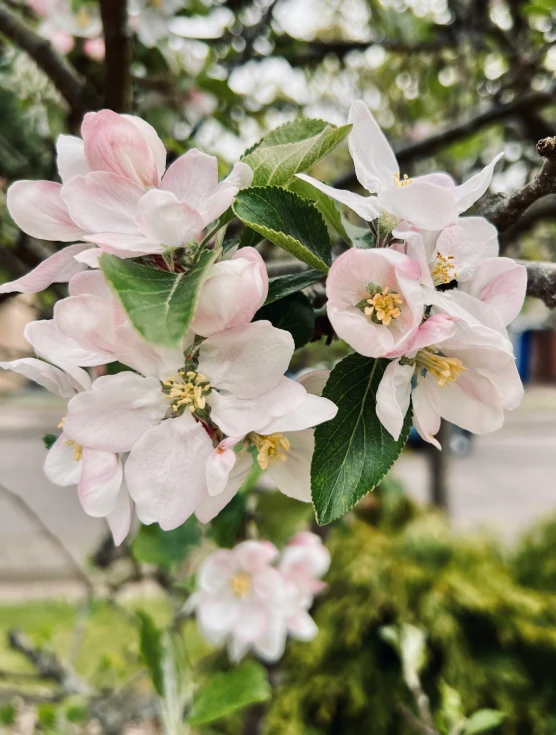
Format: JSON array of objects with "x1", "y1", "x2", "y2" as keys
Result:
[
  {"x1": 431, "y1": 252, "x2": 457, "y2": 286},
  {"x1": 163, "y1": 371, "x2": 211, "y2": 413},
  {"x1": 58, "y1": 417, "x2": 83, "y2": 461},
  {"x1": 362, "y1": 285, "x2": 403, "y2": 327},
  {"x1": 393, "y1": 172, "x2": 413, "y2": 187},
  {"x1": 416, "y1": 348, "x2": 466, "y2": 387},
  {"x1": 230, "y1": 572, "x2": 251, "y2": 598},
  {"x1": 76, "y1": 7, "x2": 92, "y2": 29},
  {"x1": 248, "y1": 432, "x2": 290, "y2": 471}
]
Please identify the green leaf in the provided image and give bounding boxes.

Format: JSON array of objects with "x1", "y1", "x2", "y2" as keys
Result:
[
  {"x1": 465, "y1": 710, "x2": 506, "y2": 734},
  {"x1": 289, "y1": 177, "x2": 353, "y2": 244},
  {"x1": 311, "y1": 355, "x2": 412, "y2": 524},
  {"x1": 131, "y1": 518, "x2": 201, "y2": 568},
  {"x1": 137, "y1": 611, "x2": 165, "y2": 696},
  {"x1": 100, "y1": 250, "x2": 215, "y2": 347},
  {"x1": 233, "y1": 187, "x2": 331, "y2": 272},
  {"x1": 238, "y1": 225, "x2": 263, "y2": 249},
  {"x1": 187, "y1": 661, "x2": 271, "y2": 726},
  {"x1": 242, "y1": 118, "x2": 351, "y2": 187},
  {"x1": 265, "y1": 269, "x2": 324, "y2": 305},
  {"x1": 255, "y1": 292, "x2": 315, "y2": 348},
  {"x1": 42, "y1": 433, "x2": 57, "y2": 450}
]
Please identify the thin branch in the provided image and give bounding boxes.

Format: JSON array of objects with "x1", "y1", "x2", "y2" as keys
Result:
[
  {"x1": 499, "y1": 195, "x2": 556, "y2": 250},
  {"x1": 520, "y1": 260, "x2": 556, "y2": 309},
  {"x1": 482, "y1": 137, "x2": 556, "y2": 232},
  {"x1": 0, "y1": 4, "x2": 95, "y2": 115},
  {"x1": 397, "y1": 703, "x2": 439, "y2": 735},
  {"x1": 0, "y1": 481, "x2": 95, "y2": 596},
  {"x1": 99, "y1": 0, "x2": 131, "y2": 113}
]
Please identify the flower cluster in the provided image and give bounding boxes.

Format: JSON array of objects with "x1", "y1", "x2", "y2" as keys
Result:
[
  {"x1": 26, "y1": 0, "x2": 105, "y2": 61},
  {"x1": 0, "y1": 110, "x2": 337, "y2": 545},
  {"x1": 299, "y1": 101, "x2": 526, "y2": 447},
  {"x1": 185, "y1": 534, "x2": 330, "y2": 663}
]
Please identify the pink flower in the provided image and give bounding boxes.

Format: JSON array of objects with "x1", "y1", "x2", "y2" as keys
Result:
[
  {"x1": 192, "y1": 247, "x2": 268, "y2": 337},
  {"x1": 27, "y1": 0, "x2": 103, "y2": 55},
  {"x1": 279, "y1": 532, "x2": 330, "y2": 598},
  {"x1": 297, "y1": 100, "x2": 502, "y2": 231},
  {"x1": 325, "y1": 247, "x2": 427, "y2": 358},
  {"x1": 0, "y1": 356, "x2": 131, "y2": 545},
  {"x1": 196, "y1": 371, "x2": 337, "y2": 523},
  {"x1": 459, "y1": 257, "x2": 527, "y2": 326}
]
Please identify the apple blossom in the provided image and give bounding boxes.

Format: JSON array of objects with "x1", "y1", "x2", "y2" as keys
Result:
[
  {"x1": 296, "y1": 100, "x2": 502, "y2": 232},
  {"x1": 27, "y1": 0, "x2": 104, "y2": 59}
]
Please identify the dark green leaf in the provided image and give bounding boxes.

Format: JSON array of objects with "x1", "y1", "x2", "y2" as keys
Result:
[
  {"x1": 242, "y1": 119, "x2": 351, "y2": 187},
  {"x1": 311, "y1": 355, "x2": 412, "y2": 524},
  {"x1": 131, "y1": 518, "x2": 201, "y2": 568},
  {"x1": 465, "y1": 710, "x2": 506, "y2": 734},
  {"x1": 137, "y1": 611, "x2": 164, "y2": 696},
  {"x1": 188, "y1": 661, "x2": 271, "y2": 726},
  {"x1": 238, "y1": 225, "x2": 263, "y2": 249},
  {"x1": 265, "y1": 269, "x2": 324, "y2": 305},
  {"x1": 100, "y1": 250, "x2": 215, "y2": 347},
  {"x1": 233, "y1": 187, "x2": 331, "y2": 272},
  {"x1": 289, "y1": 177, "x2": 353, "y2": 243},
  {"x1": 42, "y1": 433, "x2": 57, "y2": 450},
  {"x1": 256, "y1": 292, "x2": 315, "y2": 348}
]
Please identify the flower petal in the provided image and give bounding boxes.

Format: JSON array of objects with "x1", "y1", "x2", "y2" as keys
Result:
[
  {"x1": 453, "y1": 153, "x2": 503, "y2": 214},
  {"x1": 253, "y1": 614, "x2": 287, "y2": 663},
  {"x1": 44, "y1": 433, "x2": 82, "y2": 486},
  {"x1": 78, "y1": 448, "x2": 123, "y2": 517},
  {"x1": 201, "y1": 161, "x2": 254, "y2": 225},
  {"x1": 378, "y1": 182, "x2": 459, "y2": 230},
  {"x1": 288, "y1": 610, "x2": 318, "y2": 641},
  {"x1": 347, "y1": 99, "x2": 399, "y2": 192},
  {"x1": 196, "y1": 452, "x2": 254, "y2": 522},
  {"x1": 107, "y1": 486, "x2": 133, "y2": 546},
  {"x1": 56, "y1": 134, "x2": 89, "y2": 183},
  {"x1": 122, "y1": 114, "x2": 167, "y2": 182},
  {"x1": 7, "y1": 181, "x2": 86, "y2": 242},
  {"x1": 257, "y1": 393, "x2": 337, "y2": 434},
  {"x1": 0, "y1": 244, "x2": 90, "y2": 295},
  {"x1": 295, "y1": 173, "x2": 382, "y2": 221},
  {"x1": 460, "y1": 257, "x2": 526, "y2": 326},
  {"x1": 54, "y1": 295, "x2": 117, "y2": 357},
  {"x1": 266, "y1": 428, "x2": 314, "y2": 502},
  {"x1": 411, "y1": 383, "x2": 441, "y2": 449},
  {"x1": 135, "y1": 189, "x2": 204, "y2": 248},
  {"x1": 160, "y1": 148, "x2": 219, "y2": 206},
  {"x1": 0, "y1": 357, "x2": 77, "y2": 398},
  {"x1": 435, "y1": 217, "x2": 498, "y2": 282},
  {"x1": 296, "y1": 369, "x2": 330, "y2": 396},
  {"x1": 236, "y1": 540, "x2": 279, "y2": 571},
  {"x1": 376, "y1": 360, "x2": 414, "y2": 440}
]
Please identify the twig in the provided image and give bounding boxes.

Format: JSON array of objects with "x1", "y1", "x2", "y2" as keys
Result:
[
  {"x1": 397, "y1": 703, "x2": 439, "y2": 735},
  {"x1": 0, "y1": 4, "x2": 96, "y2": 116},
  {"x1": 99, "y1": 0, "x2": 131, "y2": 113},
  {"x1": 482, "y1": 137, "x2": 556, "y2": 232},
  {"x1": 0, "y1": 481, "x2": 95, "y2": 596},
  {"x1": 519, "y1": 260, "x2": 556, "y2": 309}
]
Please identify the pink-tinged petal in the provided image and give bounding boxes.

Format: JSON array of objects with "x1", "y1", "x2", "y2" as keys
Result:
[
  {"x1": 73, "y1": 248, "x2": 102, "y2": 268},
  {"x1": 54, "y1": 295, "x2": 117, "y2": 357},
  {"x1": 282, "y1": 532, "x2": 331, "y2": 577},
  {"x1": 78, "y1": 448, "x2": 122, "y2": 517},
  {"x1": 347, "y1": 99, "x2": 399, "y2": 192},
  {"x1": 392, "y1": 226, "x2": 435, "y2": 289},
  {"x1": 376, "y1": 360, "x2": 414, "y2": 440},
  {"x1": 198, "y1": 321, "x2": 294, "y2": 399},
  {"x1": 44, "y1": 433, "x2": 82, "y2": 486},
  {"x1": 296, "y1": 369, "x2": 330, "y2": 396},
  {"x1": 288, "y1": 610, "x2": 318, "y2": 641},
  {"x1": 436, "y1": 217, "x2": 499, "y2": 281},
  {"x1": 82, "y1": 232, "x2": 163, "y2": 256},
  {"x1": 7, "y1": 181, "x2": 86, "y2": 242},
  {"x1": 122, "y1": 114, "x2": 167, "y2": 182},
  {"x1": 64, "y1": 372, "x2": 167, "y2": 453},
  {"x1": 206, "y1": 438, "x2": 241, "y2": 497},
  {"x1": 253, "y1": 614, "x2": 287, "y2": 663},
  {"x1": 56, "y1": 134, "x2": 89, "y2": 183},
  {"x1": 295, "y1": 173, "x2": 382, "y2": 221},
  {"x1": 125, "y1": 413, "x2": 213, "y2": 530},
  {"x1": 61, "y1": 172, "x2": 144, "y2": 235},
  {"x1": 413, "y1": 172, "x2": 455, "y2": 188},
  {"x1": 0, "y1": 357, "x2": 77, "y2": 398},
  {"x1": 200, "y1": 161, "x2": 254, "y2": 225},
  {"x1": 107, "y1": 486, "x2": 133, "y2": 546},
  {"x1": 68, "y1": 270, "x2": 111, "y2": 298},
  {"x1": 196, "y1": 452, "x2": 253, "y2": 523},
  {"x1": 251, "y1": 566, "x2": 286, "y2": 603},
  {"x1": 113, "y1": 321, "x2": 185, "y2": 381},
  {"x1": 403, "y1": 314, "x2": 456, "y2": 356},
  {"x1": 453, "y1": 153, "x2": 503, "y2": 214},
  {"x1": 378, "y1": 182, "x2": 459, "y2": 230},
  {"x1": 160, "y1": 148, "x2": 219, "y2": 207},
  {"x1": 197, "y1": 550, "x2": 237, "y2": 592},
  {"x1": 135, "y1": 189, "x2": 204, "y2": 248},
  {"x1": 257, "y1": 393, "x2": 337, "y2": 434},
  {"x1": 83, "y1": 37, "x2": 105, "y2": 62},
  {"x1": 0, "y1": 244, "x2": 90, "y2": 295},
  {"x1": 266, "y1": 428, "x2": 315, "y2": 502},
  {"x1": 192, "y1": 248, "x2": 268, "y2": 337},
  {"x1": 24, "y1": 319, "x2": 109, "y2": 369},
  {"x1": 82, "y1": 109, "x2": 160, "y2": 187},
  {"x1": 236, "y1": 540, "x2": 279, "y2": 572},
  {"x1": 207, "y1": 376, "x2": 306, "y2": 437},
  {"x1": 460, "y1": 257, "x2": 526, "y2": 326},
  {"x1": 412, "y1": 383, "x2": 441, "y2": 449}
]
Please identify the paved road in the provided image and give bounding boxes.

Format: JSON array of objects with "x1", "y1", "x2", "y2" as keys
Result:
[{"x1": 0, "y1": 386, "x2": 555, "y2": 589}]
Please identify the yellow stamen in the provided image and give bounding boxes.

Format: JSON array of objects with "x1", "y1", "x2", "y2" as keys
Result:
[
  {"x1": 364, "y1": 286, "x2": 404, "y2": 327},
  {"x1": 65, "y1": 439, "x2": 83, "y2": 462},
  {"x1": 416, "y1": 348, "x2": 466, "y2": 387},
  {"x1": 163, "y1": 371, "x2": 211, "y2": 413},
  {"x1": 76, "y1": 7, "x2": 92, "y2": 29},
  {"x1": 393, "y1": 172, "x2": 413, "y2": 187},
  {"x1": 248, "y1": 432, "x2": 290, "y2": 471},
  {"x1": 230, "y1": 572, "x2": 251, "y2": 598},
  {"x1": 430, "y1": 252, "x2": 458, "y2": 286}
]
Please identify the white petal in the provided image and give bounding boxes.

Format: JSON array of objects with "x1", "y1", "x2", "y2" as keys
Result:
[
  {"x1": 56, "y1": 135, "x2": 89, "y2": 183},
  {"x1": 295, "y1": 173, "x2": 382, "y2": 221},
  {"x1": 257, "y1": 393, "x2": 337, "y2": 434},
  {"x1": 160, "y1": 148, "x2": 219, "y2": 207},
  {"x1": 253, "y1": 614, "x2": 288, "y2": 663},
  {"x1": 197, "y1": 550, "x2": 237, "y2": 593},
  {"x1": 453, "y1": 153, "x2": 503, "y2": 214},
  {"x1": 7, "y1": 181, "x2": 86, "y2": 242},
  {"x1": 200, "y1": 161, "x2": 254, "y2": 225},
  {"x1": 288, "y1": 610, "x2": 318, "y2": 641},
  {"x1": 135, "y1": 189, "x2": 204, "y2": 247},
  {"x1": 0, "y1": 357, "x2": 77, "y2": 398},
  {"x1": 460, "y1": 257, "x2": 526, "y2": 326},
  {"x1": 411, "y1": 383, "x2": 441, "y2": 449},
  {"x1": 54, "y1": 295, "x2": 117, "y2": 358},
  {"x1": 44, "y1": 433, "x2": 82, "y2": 486},
  {"x1": 436, "y1": 217, "x2": 499, "y2": 282},
  {"x1": 376, "y1": 360, "x2": 414, "y2": 440},
  {"x1": 125, "y1": 413, "x2": 213, "y2": 530},
  {"x1": 378, "y1": 182, "x2": 458, "y2": 230},
  {"x1": 107, "y1": 486, "x2": 133, "y2": 546},
  {"x1": 347, "y1": 99, "x2": 399, "y2": 192},
  {"x1": 78, "y1": 448, "x2": 123, "y2": 517},
  {"x1": 196, "y1": 452, "x2": 254, "y2": 523},
  {"x1": 0, "y1": 244, "x2": 90, "y2": 295},
  {"x1": 25, "y1": 319, "x2": 109, "y2": 368},
  {"x1": 295, "y1": 369, "x2": 330, "y2": 397},
  {"x1": 114, "y1": 321, "x2": 185, "y2": 380},
  {"x1": 266, "y1": 429, "x2": 315, "y2": 502}
]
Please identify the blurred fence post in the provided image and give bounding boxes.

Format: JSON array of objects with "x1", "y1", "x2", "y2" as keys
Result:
[{"x1": 429, "y1": 420, "x2": 450, "y2": 511}]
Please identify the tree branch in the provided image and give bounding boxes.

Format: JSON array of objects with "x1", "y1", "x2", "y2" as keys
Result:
[
  {"x1": 520, "y1": 260, "x2": 556, "y2": 309},
  {"x1": 0, "y1": 4, "x2": 96, "y2": 116},
  {"x1": 99, "y1": 0, "x2": 131, "y2": 113}
]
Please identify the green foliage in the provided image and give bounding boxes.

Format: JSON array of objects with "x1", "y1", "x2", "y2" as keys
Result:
[
  {"x1": 0, "y1": 703, "x2": 16, "y2": 726},
  {"x1": 188, "y1": 660, "x2": 271, "y2": 726},
  {"x1": 242, "y1": 119, "x2": 351, "y2": 187},
  {"x1": 264, "y1": 487, "x2": 556, "y2": 735},
  {"x1": 131, "y1": 518, "x2": 201, "y2": 568},
  {"x1": 42, "y1": 433, "x2": 57, "y2": 450},
  {"x1": 136, "y1": 611, "x2": 165, "y2": 696},
  {"x1": 265, "y1": 269, "x2": 324, "y2": 305},
  {"x1": 233, "y1": 186, "x2": 331, "y2": 272},
  {"x1": 255, "y1": 291, "x2": 315, "y2": 348},
  {"x1": 312, "y1": 355, "x2": 412, "y2": 524},
  {"x1": 100, "y1": 251, "x2": 215, "y2": 347},
  {"x1": 465, "y1": 710, "x2": 506, "y2": 734},
  {"x1": 289, "y1": 177, "x2": 354, "y2": 244},
  {"x1": 210, "y1": 492, "x2": 248, "y2": 548}
]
